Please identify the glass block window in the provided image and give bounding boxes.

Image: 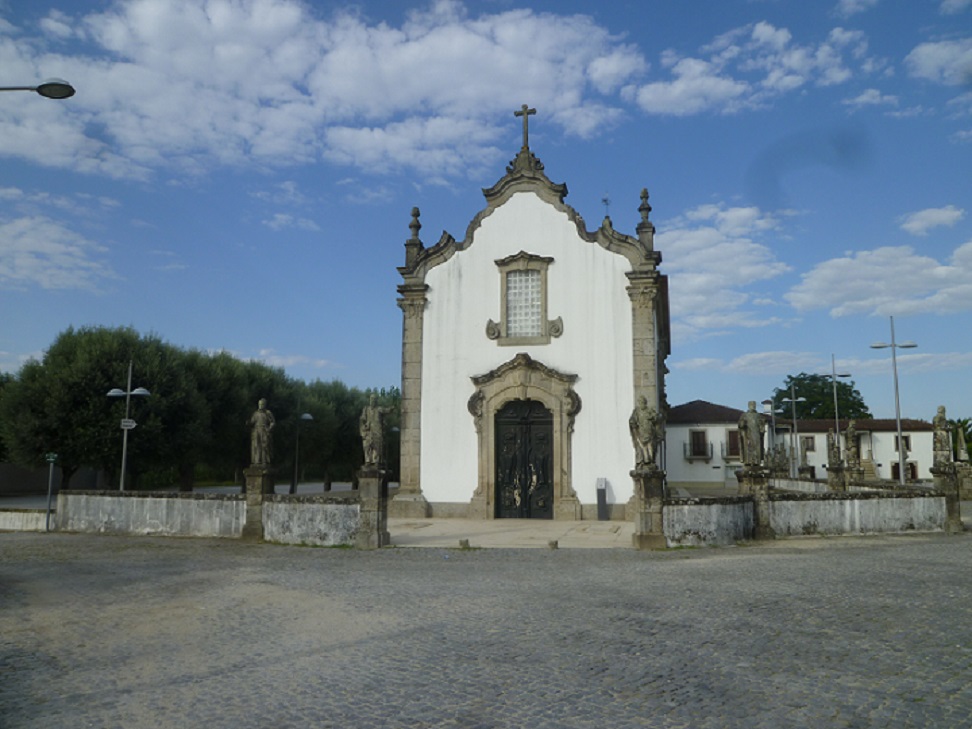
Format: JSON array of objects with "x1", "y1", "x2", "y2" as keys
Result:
[{"x1": 506, "y1": 270, "x2": 542, "y2": 337}]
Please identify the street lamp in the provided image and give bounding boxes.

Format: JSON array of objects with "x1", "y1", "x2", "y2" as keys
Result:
[
  {"x1": 871, "y1": 315, "x2": 917, "y2": 487},
  {"x1": 782, "y1": 384, "x2": 807, "y2": 478},
  {"x1": 830, "y1": 354, "x2": 852, "y2": 460},
  {"x1": 0, "y1": 78, "x2": 75, "y2": 99},
  {"x1": 107, "y1": 361, "x2": 150, "y2": 491},
  {"x1": 290, "y1": 412, "x2": 313, "y2": 494}
]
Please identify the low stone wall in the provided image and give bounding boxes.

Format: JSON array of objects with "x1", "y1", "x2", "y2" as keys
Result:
[
  {"x1": 0, "y1": 509, "x2": 48, "y2": 532},
  {"x1": 56, "y1": 491, "x2": 245, "y2": 538},
  {"x1": 662, "y1": 491, "x2": 948, "y2": 547},
  {"x1": 768, "y1": 491, "x2": 945, "y2": 537},
  {"x1": 53, "y1": 488, "x2": 388, "y2": 547},
  {"x1": 664, "y1": 497, "x2": 753, "y2": 547},
  {"x1": 264, "y1": 494, "x2": 360, "y2": 546}
]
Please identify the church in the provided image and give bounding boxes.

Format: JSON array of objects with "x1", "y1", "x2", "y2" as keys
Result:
[{"x1": 392, "y1": 107, "x2": 670, "y2": 520}]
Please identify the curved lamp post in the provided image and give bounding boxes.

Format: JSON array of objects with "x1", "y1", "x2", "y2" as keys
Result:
[
  {"x1": 107, "y1": 361, "x2": 150, "y2": 491},
  {"x1": 782, "y1": 384, "x2": 806, "y2": 478},
  {"x1": 871, "y1": 316, "x2": 917, "y2": 487},
  {"x1": 291, "y1": 412, "x2": 313, "y2": 494},
  {"x1": 830, "y1": 354, "x2": 852, "y2": 460},
  {"x1": 0, "y1": 78, "x2": 75, "y2": 99}
]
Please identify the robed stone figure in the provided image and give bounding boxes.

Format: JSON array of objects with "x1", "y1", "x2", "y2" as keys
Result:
[
  {"x1": 629, "y1": 396, "x2": 662, "y2": 468},
  {"x1": 249, "y1": 398, "x2": 275, "y2": 466},
  {"x1": 359, "y1": 395, "x2": 388, "y2": 467},
  {"x1": 738, "y1": 401, "x2": 765, "y2": 468}
]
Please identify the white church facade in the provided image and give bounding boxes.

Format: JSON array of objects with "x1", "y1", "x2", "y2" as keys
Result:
[{"x1": 392, "y1": 108, "x2": 669, "y2": 520}]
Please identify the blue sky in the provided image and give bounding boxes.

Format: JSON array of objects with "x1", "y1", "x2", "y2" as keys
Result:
[{"x1": 1, "y1": 0, "x2": 970, "y2": 421}]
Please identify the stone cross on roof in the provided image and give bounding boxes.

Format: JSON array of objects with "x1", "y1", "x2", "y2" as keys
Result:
[{"x1": 514, "y1": 104, "x2": 536, "y2": 149}]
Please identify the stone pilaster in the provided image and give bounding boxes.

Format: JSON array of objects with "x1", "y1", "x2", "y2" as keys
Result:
[
  {"x1": 393, "y1": 285, "x2": 430, "y2": 518},
  {"x1": 631, "y1": 466, "x2": 666, "y2": 549},
  {"x1": 626, "y1": 272, "x2": 661, "y2": 409},
  {"x1": 736, "y1": 466, "x2": 775, "y2": 540},
  {"x1": 356, "y1": 467, "x2": 390, "y2": 549},
  {"x1": 242, "y1": 466, "x2": 273, "y2": 541}
]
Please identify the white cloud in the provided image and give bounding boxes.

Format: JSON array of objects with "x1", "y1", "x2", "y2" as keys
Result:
[
  {"x1": 0, "y1": 0, "x2": 647, "y2": 180},
  {"x1": 941, "y1": 0, "x2": 972, "y2": 14},
  {"x1": 262, "y1": 213, "x2": 321, "y2": 232},
  {"x1": 628, "y1": 22, "x2": 876, "y2": 116},
  {"x1": 905, "y1": 38, "x2": 972, "y2": 86},
  {"x1": 0, "y1": 215, "x2": 117, "y2": 290},
  {"x1": 786, "y1": 241, "x2": 972, "y2": 316},
  {"x1": 253, "y1": 348, "x2": 332, "y2": 369},
  {"x1": 672, "y1": 351, "x2": 824, "y2": 375},
  {"x1": 899, "y1": 205, "x2": 966, "y2": 236},
  {"x1": 842, "y1": 88, "x2": 898, "y2": 108},
  {"x1": 659, "y1": 204, "x2": 791, "y2": 340},
  {"x1": 834, "y1": 0, "x2": 880, "y2": 18}
]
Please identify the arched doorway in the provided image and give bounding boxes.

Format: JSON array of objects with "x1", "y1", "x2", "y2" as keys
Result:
[{"x1": 495, "y1": 400, "x2": 553, "y2": 519}]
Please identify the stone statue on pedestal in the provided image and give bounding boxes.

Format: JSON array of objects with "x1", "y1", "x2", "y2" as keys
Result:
[
  {"x1": 249, "y1": 398, "x2": 275, "y2": 466},
  {"x1": 933, "y1": 405, "x2": 953, "y2": 468},
  {"x1": 845, "y1": 420, "x2": 859, "y2": 467},
  {"x1": 360, "y1": 394, "x2": 389, "y2": 467},
  {"x1": 737, "y1": 401, "x2": 765, "y2": 468},
  {"x1": 629, "y1": 396, "x2": 662, "y2": 469}
]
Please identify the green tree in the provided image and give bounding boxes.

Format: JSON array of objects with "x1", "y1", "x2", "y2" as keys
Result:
[
  {"x1": 0, "y1": 372, "x2": 12, "y2": 462},
  {"x1": 772, "y1": 372, "x2": 871, "y2": 421},
  {"x1": 950, "y1": 418, "x2": 971, "y2": 461}
]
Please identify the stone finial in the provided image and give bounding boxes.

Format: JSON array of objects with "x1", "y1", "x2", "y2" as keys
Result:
[
  {"x1": 404, "y1": 206, "x2": 424, "y2": 268},
  {"x1": 637, "y1": 188, "x2": 655, "y2": 251},
  {"x1": 639, "y1": 188, "x2": 652, "y2": 222}
]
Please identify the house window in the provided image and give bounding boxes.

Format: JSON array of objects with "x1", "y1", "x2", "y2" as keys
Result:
[
  {"x1": 685, "y1": 430, "x2": 712, "y2": 461},
  {"x1": 800, "y1": 435, "x2": 816, "y2": 453},
  {"x1": 895, "y1": 435, "x2": 911, "y2": 453},
  {"x1": 724, "y1": 429, "x2": 741, "y2": 461},
  {"x1": 486, "y1": 251, "x2": 563, "y2": 345}
]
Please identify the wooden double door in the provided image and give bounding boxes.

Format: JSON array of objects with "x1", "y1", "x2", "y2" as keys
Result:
[{"x1": 494, "y1": 400, "x2": 553, "y2": 519}]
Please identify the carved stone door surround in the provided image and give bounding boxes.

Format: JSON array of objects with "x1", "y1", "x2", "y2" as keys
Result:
[{"x1": 467, "y1": 353, "x2": 581, "y2": 520}]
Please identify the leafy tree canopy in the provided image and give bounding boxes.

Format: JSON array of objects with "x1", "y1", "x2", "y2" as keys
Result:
[{"x1": 771, "y1": 372, "x2": 872, "y2": 421}]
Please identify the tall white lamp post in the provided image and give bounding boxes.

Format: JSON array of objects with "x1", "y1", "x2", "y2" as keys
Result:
[
  {"x1": 107, "y1": 361, "x2": 150, "y2": 491},
  {"x1": 871, "y1": 316, "x2": 917, "y2": 487},
  {"x1": 291, "y1": 412, "x2": 313, "y2": 494},
  {"x1": 782, "y1": 384, "x2": 806, "y2": 478},
  {"x1": 830, "y1": 355, "x2": 852, "y2": 460}
]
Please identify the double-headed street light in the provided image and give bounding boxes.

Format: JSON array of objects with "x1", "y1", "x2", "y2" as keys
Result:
[
  {"x1": 107, "y1": 361, "x2": 150, "y2": 491},
  {"x1": 830, "y1": 354, "x2": 852, "y2": 460},
  {"x1": 782, "y1": 384, "x2": 807, "y2": 478},
  {"x1": 0, "y1": 78, "x2": 75, "y2": 99},
  {"x1": 871, "y1": 316, "x2": 917, "y2": 487}
]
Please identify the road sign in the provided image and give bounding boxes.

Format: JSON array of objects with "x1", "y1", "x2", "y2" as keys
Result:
[
  {"x1": 120, "y1": 419, "x2": 137, "y2": 430},
  {"x1": 45, "y1": 452, "x2": 58, "y2": 463}
]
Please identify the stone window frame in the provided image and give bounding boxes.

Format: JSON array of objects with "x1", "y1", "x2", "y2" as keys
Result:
[
  {"x1": 685, "y1": 430, "x2": 712, "y2": 462},
  {"x1": 486, "y1": 251, "x2": 563, "y2": 346},
  {"x1": 800, "y1": 435, "x2": 816, "y2": 453},
  {"x1": 722, "y1": 428, "x2": 741, "y2": 462}
]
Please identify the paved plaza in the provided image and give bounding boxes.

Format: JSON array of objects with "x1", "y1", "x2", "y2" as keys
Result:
[{"x1": 1, "y1": 529, "x2": 971, "y2": 728}]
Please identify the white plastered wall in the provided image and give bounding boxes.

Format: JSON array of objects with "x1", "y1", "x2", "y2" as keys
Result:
[{"x1": 420, "y1": 192, "x2": 636, "y2": 509}]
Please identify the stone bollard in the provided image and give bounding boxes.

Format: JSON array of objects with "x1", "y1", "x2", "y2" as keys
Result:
[
  {"x1": 242, "y1": 466, "x2": 274, "y2": 542},
  {"x1": 736, "y1": 466, "x2": 775, "y2": 541},
  {"x1": 356, "y1": 466, "x2": 390, "y2": 549},
  {"x1": 631, "y1": 466, "x2": 666, "y2": 549}
]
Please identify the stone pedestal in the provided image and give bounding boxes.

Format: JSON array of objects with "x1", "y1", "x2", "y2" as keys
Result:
[
  {"x1": 845, "y1": 466, "x2": 864, "y2": 489},
  {"x1": 827, "y1": 464, "x2": 846, "y2": 492},
  {"x1": 931, "y1": 464, "x2": 964, "y2": 535},
  {"x1": 736, "y1": 466, "x2": 775, "y2": 541},
  {"x1": 388, "y1": 490, "x2": 430, "y2": 518},
  {"x1": 631, "y1": 466, "x2": 666, "y2": 550},
  {"x1": 798, "y1": 465, "x2": 814, "y2": 480},
  {"x1": 356, "y1": 467, "x2": 390, "y2": 549},
  {"x1": 242, "y1": 466, "x2": 274, "y2": 542}
]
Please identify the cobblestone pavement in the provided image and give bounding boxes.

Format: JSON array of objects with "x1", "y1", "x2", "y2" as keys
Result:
[{"x1": 2, "y1": 532, "x2": 971, "y2": 728}]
